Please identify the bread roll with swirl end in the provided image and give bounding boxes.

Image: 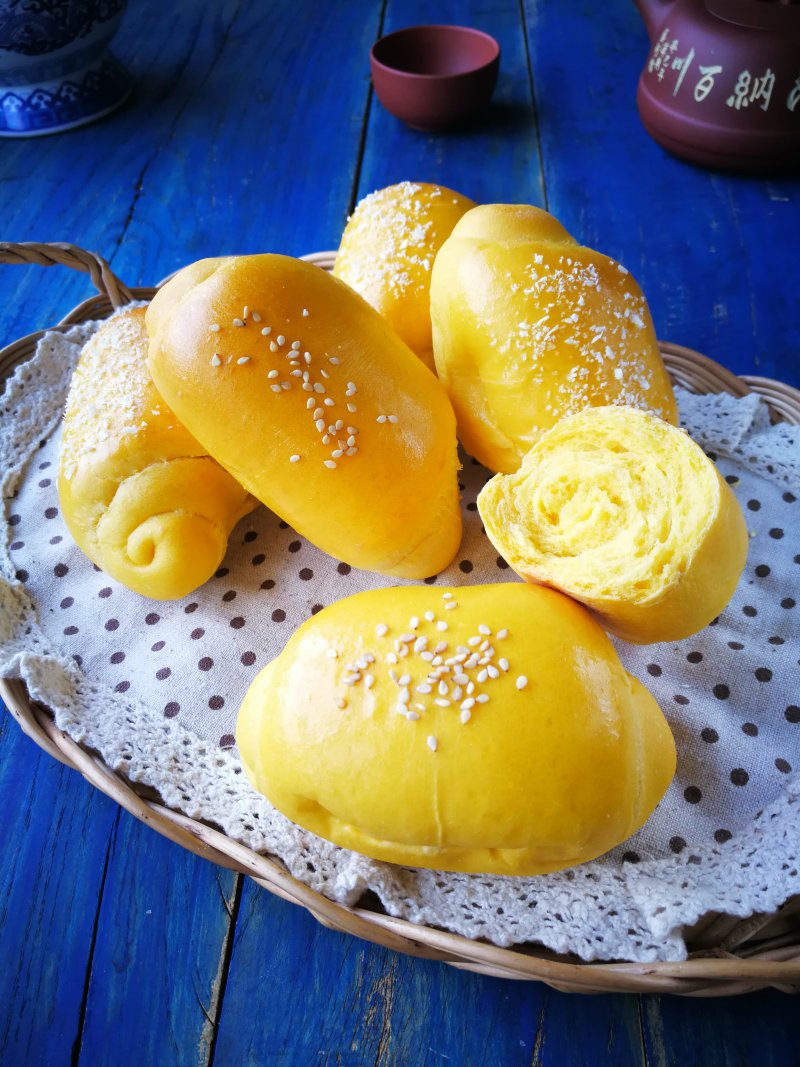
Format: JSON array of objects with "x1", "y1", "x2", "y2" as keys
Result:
[
  {"x1": 333, "y1": 181, "x2": 476, "y2": 372},
  {"x1": 479, "y1": 406, "x2": 748, "y2": 644},
  {"x1": 430, "y1": 204, "x2": 679, "y2": 473},
  {"x1": 146, "y1": 254, "x2": 462, "y2": 579},
  {"x1": 236, "y1": 583, "x2": 676, "y2": 876},
  {"x1": 58, "y1": 307, "x2": 256, "y2": 600}
]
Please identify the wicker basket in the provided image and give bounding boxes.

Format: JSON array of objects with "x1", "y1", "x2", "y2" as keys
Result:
[{"x1": 2, "y1": 241, "x2": 800, "y2": 997}]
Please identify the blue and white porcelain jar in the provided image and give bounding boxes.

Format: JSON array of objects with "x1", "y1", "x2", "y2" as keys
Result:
[{"x1": 0, "y1": 0, "x2": 132, "y2": 136}]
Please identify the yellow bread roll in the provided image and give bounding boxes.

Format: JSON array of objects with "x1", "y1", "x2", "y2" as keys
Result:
[
  {"x1": 430, "y1": 203, "x2": 679, "y2": 472},
  {"x1": 58, "y1": 307, "x2": 255, "y2": 600},
  {"x1": 333, "y1": 181, "x2": 476, "y2": 371},
  {"x1": 146, "y1": 254, "x2": 462, "y2": 579},
  {"x1": 478, "y1": 406, "x2": 748, "y2": 644},
  {"x1": 236, "y1": 583, "x2": 676, "y2": 876}
]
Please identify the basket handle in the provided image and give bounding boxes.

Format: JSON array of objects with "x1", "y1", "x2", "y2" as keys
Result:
[{"x1": 0, "y1": 241, "x2": 134, "y2": 308}]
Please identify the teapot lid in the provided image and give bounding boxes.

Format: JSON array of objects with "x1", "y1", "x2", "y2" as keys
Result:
[{"x1": 706, "y1": 0, "x2": 800, "y2": 31}]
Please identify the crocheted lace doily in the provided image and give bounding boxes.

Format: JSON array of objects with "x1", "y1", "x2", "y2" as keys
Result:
[{"x1": 1, "y1": 317, "x2": 798, "y2": 963}]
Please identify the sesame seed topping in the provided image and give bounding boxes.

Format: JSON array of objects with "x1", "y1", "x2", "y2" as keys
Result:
[
  {"x1": 444, "y1": 601, "x2": 458, "y2": 610},
  {"x1": 329, "y1": 356, "x2": 340, "y2": 365},
  {"x1": 365, "y1": 674, "x2": 375, "y2": 688},
  {"x1": 302, "y1": 383, "x2": 313, "y2": 392},
  {"x1": 468, "y1": 636, "x2": 480, "y2": 647},
  {"x1": 460, "y1": 710, "x2": 472, "y2": 724},
  {"x1": 277, "y1": 335, "x2": 285, "y2": 346},
  {"x1": 376, "y1": 623, "x2": 388, "y2": 637},
  {"x1": 237, "y1": 356, "x2": 251, "y2": 365},
  {"x1": 315, "y1": 418, "x2": 326, "y2": 432},
  {"x1": 476, "y1": 694, "x2": 489, "y2": 704},
  {"x1": 487, "y1": 665, "x2": 500, "y2": 679},
  {"x1": 252, "y1": 311, "x2": 262, "y2": 322},
  {"x1": 427, "y1": 736, "x2": 438, "y2": 752},
  {"x1": 324, "y1": 460, "x2": 337, "y2": 469},
  {"x1": 326, "y1": 648, "x2": 338, "y2": 658},
  {"x1": 210, "y1": 354, "x2": 222, "y2": 367},
  {"x1": 442, "y1": 593, "x2": 453, "y2": 600},
  {"x1": 268, "y1": 369, "x2": 280, "y2": 378},
  {"x1": 499, "y1": 658, "x2": 509, "y2": 672},
  {"x1": 417, "y1": 684, "x2": 432, "y2": 694},
  {"x1": 410, "y1": 616, "x2": 419, "y2": 630},
  {"x1": 407, "y1": 711, "x2": 421, "y2": 721},
  {"x1": 291, "y1": 340, "x2": 301, "y2": 350},
  {"x1": 347, "y1": 403, "x2": 357, "y2": 413},
  {"x1": 460, "y1": 697, "x2": 475, "y2": 710},
  {"x1": 289, "y1": 454, "x2": 301, "y2": 463},
  {"x1": 270, "y1": 383, "x2": 282, "y2": 393},
  {"x1": 387, "y1": 414, "x2": 398, "y2": 424},
  {"x1": 331, "y1": 449, "x2": 343, "y2": 459},
  {"x1": 436, "y1": 621, "x2": 448, "y2": 631},
  {"x1": 302, "y1": 308, "x2": 309, "y2": 317},
  {"x1": 306, "y1": 398, "x2": 315, "y2": 409},
  {"x1": 497, "y1": 629, "x2": 509, "y2": 640},
  {"x1": 313, "y1": 383, "x2": 326, "y2": 394},
  {"x1": 209, "y1": 324, "x2": 220, "y2": 332},
  {"x1": 323, "y1": 397, "x2": 335, "y2": 407},
  {"x1": 346, "y1": 446, "x2": 358, "y2": 456},
  {"x1": 233, "y1": 318, "x2": 245, "y2": 327},
  {"x1": 424, "y1": 611, "x2": 435, "y2": 622},
  {"x1": 434, "y1": 698, "x2": 451, "y2": 708},
  {"x1": 242, "y1": 306, "x2": 250, "y2": 319},
  {"x1": 477, "y1": 668, "x2": 488, "y2": 683},
  {"x1": 376, "y1": 415, "x2": 387, "y2": 424},
  {"x1": 270, "y1": 341, "x2": 278, "y2": 352},
  {"x1": 516, "y1": 676, "x2": 528, "y2": 690},
  {"x1": 262, "y1": 326, "x2": 272, "y2": 336},
  {"x1": 478, "y1": 625, "x2": 491, "y2": 636},
  {"x1": 281, "y1": 381, "x2": 291, "y2": 390}
]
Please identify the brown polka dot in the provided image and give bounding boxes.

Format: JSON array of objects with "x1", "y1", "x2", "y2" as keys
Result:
[
  {"x1": 754, "y1": 667, "x2": 772, "y2": 682},
  {"x1": 674, "y1": 694, "x2": 689, "y2": 705},
  {"x1": 669, "y1": 836, "x2": 686, "y2": 853},
  {"x1": 209, "y1": 696, "x2": 225, "y2": 711},
  {"x1": 98, "y1": 587, "x2": 112, "y2": 598},
  {"x1": 105, "y1": 618, "x2": 119, "y2": 631},
  {"x1": 261, "y1": 579, "x2": 275, "y2": 590},
  {"x1": 459, "y1": 559, "x2": 474, "y2": 574},
  {"x1": 299, "y1": 568, "x2": 313, "y2": 580},
  {"x1": 781, "y1": 597, "x2": 796, "y2": 609},
  {"x1": 424, "y1": 575, "x2": 437, "y2": 584},
  {"x1": 198, "y1": 657, "x2": 214, "y2": 671},
  {"x1": 769, "y1": 636, "x2": 785, "y2": 645},
  {"x1": 53, "y1": 563, "x2": 68, "y2": 578},
  {"x1": 785, "y1": 705, "x2": 800, "y2": 724},
  {"x1": 9, "y1": 541, "x2": 23, "y2": 551},
  {"x1": 63, "y1": 625, "x2": 79, "y2": 636},
  {"x1": 45, "y1": 507, "x2": 58, "y2": 519},
  {"x1": 49, "y1": 536, "x2": 62, "y2": 545},
  {"x1": 776, "y1": 758, "x2": 792, "y2": 774},
  {"x1": 288, "y1": 540, "x2": 301, "y2": 553},
  {"x1": 219, "y1": 731, "x2": 234, "y2": 745},
  {"x1": 191, "y1": 628, "x2": 204, "y2": 639},
  {"x1": 622, "y1": 851, "x2": 640, "y2": 863},
  {"x1": 222, "y1": 590, "x2": 236, "y2": 602},
  {"x1": 730, "y1": 768, "x2": 749, "y2": 786},
  {"x1": 713, "y1": 683, "x2": 730, "y2": 699},
  {"x1": 215, "y1": 567, "x2": 229, "y2": 578},
  {"x1": 60, "y1": 596, "x2": 73, "y2": 609},
  {"x1": 279, "y1": 520, "x2": 289, "y2": 529},
  {"x1": 39, "y1": 478, "x2": 51, "y2": 488},
  {"x1": 241, "y1": 651, "x2": 256, "y2": 666},
  {"x1": 311, "y1": 604, "x2": 324, "y2": 615},
  {"x1": 110, "y1": 651, "x2": 125, "y2": 664},
  {"x1": 784, "y1": 491, "x2": 797, "y2": 503},
  {"x1": 184, "y1": 603, "x2": 198, "y2": 613},
  {"x1": 768, "y1": 528, "x2": 784, "y2": 539},
  {"x1": 684, "y1": 786, "x2": 702, "y2": 804},
  {"x1": 8, "y1": 514, "x2": 20, "y2": 525},
  {"x1": 646, "y1": 663, "x2": 662, "y2": 677},
  {"x1": 496, "y1": 556, "x2": 509, "y2": 569},
  {"x1": 156, "y1": 667, "x2": 171, "y2": 681},
  {"x1": 337, "y1": 562, "x2": 351, "y2": 575},
  {"x1": 754, "y1": 564, "x2": 770, "y2": 578},
  {"x1": 114, "y1": 680, "x2": 130, "y2": 693},
  {"x1": 271, "y1": 609, "x2": 286, "y2": 622},
  {"x1": 252, "y1": 553, "x2": 266, "y2": 566},
  {"x1": 230, "y1": 616, "x2": 245, "y2": 629},
  {"x1": 741, "y1": 722, "x2": 758, "y2": 736},
  {"x1": 686, "y1": 651, "x2": 703, "y2": 664},
  {"x1": 151, "y1": 641, "x2": 165, "y2": 652},
  {"x1": 164, "y1": 702, "x2": 180, "y2": 718},
  {"x1": 742, "y1": 605, "x2": 757, "y2": 617},
  {"x1": 145, "y1": 612, "x2": 160, "y2": 625},
  {"x1": 39, "y1": 461, "x2": 50, "y2": 470},
  {"x1": 72, "y1": 654, "x2": 82, "y2": 667},
  {"x1": 466, "y1": 501, "x2": 478, "y2": 511},
  {"x1": 746, "y1": 499, "x2": 760, "y2": 511},
  {"x1": 701, "y1": 727, "x2": 718, "y2": 743},
  {"x1": 728, "y1": 641, "x2": 744, "y2": 650},
  {"x1": 244, "y1": 530, "x2": 258, "y2": 542},
  {"x1": 15, "y1": 570, "x2": 29, "y2": 582},
  {"x1": 714, "y1": 829, "x2": 732, "y2": 844}
]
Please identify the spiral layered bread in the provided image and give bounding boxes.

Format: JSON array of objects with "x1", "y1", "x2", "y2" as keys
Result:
[
  {"x1": 58, "y1": 307, "x2": 255, "y2": 599},
  {"x1": 146, "y1": 254, "x2": 462, "y2": 579},
  {"x1": 479, "y1": 406, "x2": 748, "y2": 644},
  {"x1": 236, "y1": 583, "x2": 676, "y2": 876},
  {"x1": 333, "y1": 181, "x2": 476, "y2": 371},
  {"x1": 430, "y1": 204, "x2": 679, "y2": 473}
]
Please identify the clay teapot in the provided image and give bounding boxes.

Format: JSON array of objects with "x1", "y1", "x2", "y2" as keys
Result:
[{"x1": 634, "y1": 0, "x2": 800, "y2": 171}]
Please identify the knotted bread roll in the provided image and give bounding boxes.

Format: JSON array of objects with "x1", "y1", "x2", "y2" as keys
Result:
[
  {"x1": 146, "y1": 254, "x2": 462, "y2": 579},
  {"x1": 58, "y1": 307, "x2": 255, "y2": 599},
  {"x1": 430, "y1": 204, "x2": 678, "y2": 472},
  {"x1": 333, "y1": 181, "x2": 475, "y2": 371},
  {"x1": 236, "y1": 583, "x2": 676, "y2": 876},
  {"x1": 479, "y1": 406, "x2": 748, "y2": 644}
]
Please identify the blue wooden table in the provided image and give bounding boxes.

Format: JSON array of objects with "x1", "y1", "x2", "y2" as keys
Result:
[{"x1": 1, "y1": 2, "x2": 798, "y2": 1063}]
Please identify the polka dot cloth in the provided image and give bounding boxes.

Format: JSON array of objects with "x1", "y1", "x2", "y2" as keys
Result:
[{"x1": 6, "y1": 410, "x2": 798, "y2": 866}]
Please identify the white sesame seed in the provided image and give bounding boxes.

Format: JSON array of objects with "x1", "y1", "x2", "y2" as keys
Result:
[
  {"x1": 399, "y1": 689, "x2": 410, "y2": 705},
  {"x1": 365, "y1": 674, "x2": 375, "y2": 688},
  {"x1": 445, "y1": 601, "x2": 458, "y2": 610},
  {"x1": 407, "y1": 711, "x2": 421, "y2": 721},
  {"x1": 324, "y1": 460, "x2": 337, "y2": 469},
  {"x1": 417, "y1": 684, "x2": 432, "y2": 694},
  {"x1": 270, "y1": 383, "x2": 282, "y2": 393},
  {"x1": 434, "y1": 698, "x2": 451, "y2": 708},
  {"x1": 376, "y1": 415, "x2": 387, "y2": 424},
  {"x1": 262, "y1": 326, "x2": 272, "y2": 336},
  {"x1": 398, "y1": 673, "x2": 411, "y2": 687},
  {"x1": 356, "y1": 658, "x2": 369, "y2": 670},
  {"x1": 400, "y1": 633, "x2": 415, "y2": 644},
  {"x1": 347, "y1": 403, "x2": 357, "y2": 413},
  {"x1": 452, "y1": 686, "x2": 463, "y2": 701},
  {"x1": 478, "y1": 625, "x2": 491, "y2": 636},
  {"x1": 346, "y1": 447, "x2": 359, "y2": 456},
  {"x1": 322, "y1": 434, "x2": 330, "y2": 444},
  {"x1": 268, "y1": 369, "x2": 280, "y2": 378},
  {"x1": 332, "y1": 449, "x2": 343, "y2": 459},
  {"x1": 476, "y1": 694, "x2": 489, "y2": 704},
  {"x1": 334, "y1": 419, "x2": 344, "y2": 430},
  {"x1": 329, "y1": 356, "x2": 340, "y2": 365},
  {"x1": 387, "y1": 652, "x2": 398, "y2": 664},
  {"x1": 454, "y1": 673, "x2": 469, "y2": 686},
  {"x1": 438, "y1": 681, "x2": 448, "y2": 696},
  {"x1": 487, "y1": 665, "x2": 500, "y2": 679},
  {"x1": 376, "y1": 623, "x2": 388, "y2": 637},
  {"x1": 516, "y1": 676, "x2": 528, "y2": 690},
  {"x1": 442, "y1": 593, "x2": 453, "y2": 600},
  {"x1": 431, "y1": 656, "x2": 443, "y2": 667},
  {"x1": 314, "y1": 418, "x2": 326, "y2": 433},
  {"x1": 480, "y1": 640, "x2": 490, "y2": 651},
  {"x1": 251, "y1": 311, "x2": 262, "y2": 322},
  {"x1": 302, "y1": 382, "x2": 313, "y2": 392},
  {"x1": 281, "y1": 381, "x2": 291, "y2": 390},
  {"x1": 477, "y1": 669, "x2": 488, "y2": 683},
  {"x1": 276, "y1": 335, "x2": 285, "y2": 346},
  {"x1": 387, "y1": 414, "x2": 398, "y2": 424},
  {"x1": 233, "y1": 318, "x2": 245, "y2": 327},
  {"x1": 320, "y1": 369, "x2": 330, "y2": 380},
  {"x1": 465, "y1": 656, "x2": 479, "y2": 670},
  {"x1": 497, "y1": 629, "x2": 509, "y2": 640},
  {"x1": 420, "y1": 651, "x2": 434, "y2": 662},
  {"x1": 499, "y1": 658, "x2": 509, "y2": 672},
  {"x1": 237, "y1": 356, "x2": 251, "y2": 365},
  {"x1": 436, "y1": 621, "x2": 448, "y2": 632},
  {"x1": 210, "y1": 354, "x2": 222, "y2": 367},
  {"x1": 409, "y1": 616, "x2": 419, "y2": 630},
  {"x1": 468, "y1": 636, "x2": 481, "y2": 647},
  {"x1": 413, "y1": 637, "x2": 427, "y2": 654},
  {"x1": 270, "y1": 341, "x2": 278, "y2": 352},
  {"x1": 304, "y1": 352, "x2": 312, "y2": 364},
  {"x1": 460, "y1": 697, "x2": 475, "y2": 710},
  {"x1": 347, "y1": 382, "x2": 356, "y2": 393},
  {"x1": 427, "y1": 736, "x2": 438, "y2": 752},
  {"x1": 313, "y1": 383, "x2": 326, "y2": 394},
  {"x1": 289, "y1": 454, "x2": 301, "y2": 463},
  {"x1": 291, "y1": 340, "x2": 301, "y2": 350},
  {"x1": 460, "y1": 710, "x2": 472, "y2": 724},
  {"x1": 326, "y1": 648, "x2": 338, "y2": 658},
  {"x1": 344, "y1": 675, "x2": 360, "y2": 686},
  {"x1": 306, "y1": 398, "x2": 315, "y2": 409},
  {"x1": 209, "y1": 324, "x2": 220, "y2": 332},
  {"x1": 312, "y1": 407, "x2": 322, "y2": 419}
]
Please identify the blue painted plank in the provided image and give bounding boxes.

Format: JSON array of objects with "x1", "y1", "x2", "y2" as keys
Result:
[
  {"x1": 522, "y1": 0, "x2": 800, "y2": 387},
  {"x1": 356, "y1": 0, "x2": 543, "y2": 205},
  {"x1": 214, "y1": 879, "x2": 647, "y2": 1067},
  {"x1": 0, "y1": 711, "x2": 118, "y2": 1066},
  {"x1": 77, "y1": 810, "x2": 239, "y2": 1067}
]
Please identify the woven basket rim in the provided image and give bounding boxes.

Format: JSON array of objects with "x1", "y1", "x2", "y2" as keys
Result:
[{"x1": 2, "y1": 246, "x2": 799, "y2": 996}]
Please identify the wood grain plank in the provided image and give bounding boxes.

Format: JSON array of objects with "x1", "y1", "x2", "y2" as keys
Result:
[
  {"x1": 355, "y1": 0, "x2": 543, "y2": 206},
  {"x1": 76, "y1": 810, "x2": 239, "y2": 1067},
  {"x1": 112, "y1": 0, "x2": 386, "y2": 286},
  {"x1": 213, "y1": 882, "x2": 647, "y2": 1066},
  {"x1": 0, "y1": 714, "x2": 117, "y2": 1066},
  {"x1": 522, "y1": 0, "x2": 800, "y2": 386}
]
